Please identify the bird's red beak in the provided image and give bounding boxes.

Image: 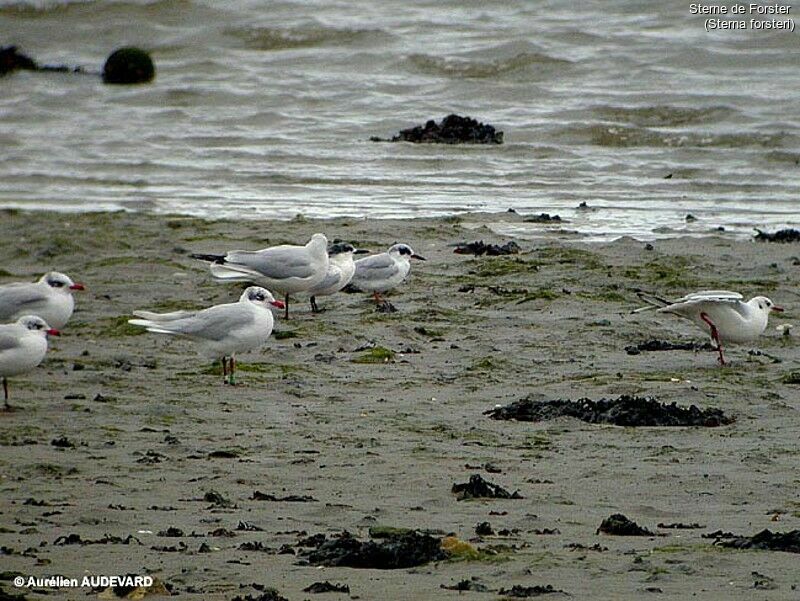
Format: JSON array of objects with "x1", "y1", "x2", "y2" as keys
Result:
[
  {"x1": 69, "y1": 283, "x2": 85, "y2": 291},
  {"x1": 772, "y1": 306, "x2": 784, "y2": 312},
  {"x1": 47, "y1": 328, "x2": 61, "y2": 336},
  {"x1": 270, "y1": 300, "x2": 286, "y2": 309}
]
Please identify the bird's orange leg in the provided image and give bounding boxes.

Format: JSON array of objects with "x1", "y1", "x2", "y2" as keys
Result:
[{"x1": 700, "y1": 312, "x2": 726, "y2": 365}]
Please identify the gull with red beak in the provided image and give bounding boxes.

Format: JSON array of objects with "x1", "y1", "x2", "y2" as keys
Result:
[
  {"x1": 0, "y1": 315, "x2": 59, "y2": 410},
  {"x1": 634, "y1": 290, "x2": 785, "y2": 365},
  {"x1": 129, "y1": 286, "x2": 285, "y2": 385},
  {"x1": 351, "y1": 243, "x2": 426, "y2": 305},
  {"x1": 0, "y1": 271, "x2": 85, "y2": 330}
]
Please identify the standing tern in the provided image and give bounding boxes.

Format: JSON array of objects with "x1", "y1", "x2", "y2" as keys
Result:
[
  {"x1": 191, "y1": 233, "x2": 328, "y2": 319},
  {"x1": 129, "y1": 286, "x2": 285, "y2": 385},
  {"x1": 351, "y1": 243, "x2": 426, "y2": 304},
  {"x1": 306, "y1": 242, "x2": 368, "y2": 313},
  {"x1": 0, "y1": 315, "x2": 60, "y2": 410},
  {"x1": 635, "y1": 290, "x2": 784, "y2": 365}
]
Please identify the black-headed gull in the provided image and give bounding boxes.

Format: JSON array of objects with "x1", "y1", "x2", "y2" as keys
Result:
[
  {"x1": 307, "y1": 242, "x2": 368, "y2": 313},
  {"x1": 129, "y1": 286, "x2": 285, "y2": 385},
  {"x1": 0, "y1": 272, "x2": 85, "y2": 330},
  {"x1": 635, "y1": 290, "x2": 784, "y2": 365},
  {"x1": 351, "y1": 243, "x2": 426, "y2": 304},
  {"x1": 191, "y1": 233, "x2": 328, "y2": 319},
  {"x1": 0, "y1": 315, "x2": 60, "y2": 410}
]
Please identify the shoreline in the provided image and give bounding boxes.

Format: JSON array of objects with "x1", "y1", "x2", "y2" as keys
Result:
[
  {"x1": 1, "y1": 209, "x2": 798, "y2": 600},
  {"x1": 2, "y1": 205, "x2": 794, "y2": 245}
]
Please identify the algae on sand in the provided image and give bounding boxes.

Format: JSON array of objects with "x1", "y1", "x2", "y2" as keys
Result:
[{"x1": 352, "y1": 346, "x2": 396, "y2": 363}]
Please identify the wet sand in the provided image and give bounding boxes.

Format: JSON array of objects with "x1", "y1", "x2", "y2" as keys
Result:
[{"x1": 1, "y1": 209, "x2": 798, "y2": 600}]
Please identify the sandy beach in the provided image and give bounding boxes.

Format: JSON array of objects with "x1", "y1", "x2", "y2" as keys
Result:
[{"x1": 1, "y1": 209, "x2": 798, "y2": 600}]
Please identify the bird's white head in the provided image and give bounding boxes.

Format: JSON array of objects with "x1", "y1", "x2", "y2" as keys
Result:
[
  {"x1": 388, "y1": 243, "x2": 426, "y2": 261},
  {"x1": 309, "y1": 233, "x2": 328, "y2": 248},
  {"x1": 42, "y1": 271, "x2": 85, "y2": 293},
  {"x1": 328, "y1": 242, "x2": 356, "y2": 256},
  {"x1": 241, "y1": 286, "x2": 286, "y2": 310},
  {"x1": 17, "y1": 315, "x2": 60, "y2": 337},
  {"x1": 750, "y1": 296, "x2": 784, "y2": 314}
]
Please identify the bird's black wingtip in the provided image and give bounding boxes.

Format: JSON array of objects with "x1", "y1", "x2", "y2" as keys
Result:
[{"x1": 189, "y1": 253, "x2": 226, "y2": 264}]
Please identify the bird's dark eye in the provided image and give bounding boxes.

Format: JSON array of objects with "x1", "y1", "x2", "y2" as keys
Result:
[{"x1": 50, "y1": 281, "x2": 64, "y2": 287}]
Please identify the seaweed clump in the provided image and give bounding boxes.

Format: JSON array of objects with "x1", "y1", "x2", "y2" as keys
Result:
[
  {"x1": 754, "y1": 228, "x2": 800, "y2": 243},
  {"x1": 597, "y1": 514, "x2": 658, "y2": 537},
  {"x1": 625, "y1": 339, "x2": 714, "y2": 354},
  {"x1": 497, "y1": 584, "x2": 564, "y2": 597},
  {"x1": 716, "y1": 529, "x2": 800, "y2": 553},
  {"x1": 371, "y1": 114, "x2": 503, "y2": 144},
  {"x1": 454, "y1": 240, "x2": 521, "y2": 256},
  {"x1": 452, "y1": 474, "x2": 523, "y2": 501},
  {"x1": 485, "y1": 395, "x2": 733, "y2": 427},
  {"x1": 300, "y1": 530, "x2": 446, "y2": 569}
]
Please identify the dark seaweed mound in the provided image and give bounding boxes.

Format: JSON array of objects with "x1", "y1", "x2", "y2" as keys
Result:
[
  {"x1": 302, "y1": 581, "x2": 350, "y2": 593},
  {"x1": 302, "y1": 530, "x2": 446, "y2": 569},
  {"x1": 372, "y1": 114, "x2": 503, "y2": 144},
  {"x1": 485, "y1": 395, "x2": 733, "y2": 427},
  {"x1": 453, "y1": 240, "x2": 521, "y2": 256},
  {"x1": 717, "y1": 529, "x2": 800, "y2": 553},
  {"x1": 625, "y1": 339, "x2": 715, "y2": 354},
  {"x1": 452, "y1": 474, "x2": 523, "y2": 500},
  {"x1": 497, "y1": 584, "x2": 563, "y2": 597},
  {"x1": 596, "y1": 513, "x2": 657, "y2": 536},
  {"x1": 523, "y1": 213, "x2": 562, "y2": 223},
  {"x1": 754, "y1": 228, "x2": 800, "y2": 243}
]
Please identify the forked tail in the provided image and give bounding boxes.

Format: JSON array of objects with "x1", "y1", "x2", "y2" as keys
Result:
[{"x1": 632, "y1": 290, "x2": 672, "y2": 314}]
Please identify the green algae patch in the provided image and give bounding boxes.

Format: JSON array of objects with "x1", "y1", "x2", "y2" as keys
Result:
[
  {"x1": 782, "y1": 371, "x2": 800, "y2": 385},
  {"x1": 353, "y1": 346, "x2": 396, "y2": 364},
  {"x1": 106, "y1": 315, "x2": 148, "y2": 337},
  {"x1": 467, "y1": 257, "x2": 541, "y2": 278}
]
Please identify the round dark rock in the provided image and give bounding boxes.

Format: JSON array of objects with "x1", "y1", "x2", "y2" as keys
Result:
[{"x1": 102, "y1": 47, "x2": 155, "y2": 84}]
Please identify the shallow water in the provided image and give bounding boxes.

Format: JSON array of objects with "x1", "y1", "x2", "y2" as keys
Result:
[{"x1": 2, "y1": 0, "x2": 799, "y2": 240}]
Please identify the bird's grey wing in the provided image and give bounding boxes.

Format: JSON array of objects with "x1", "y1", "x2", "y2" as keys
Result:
[
  {"x1": 0, "y1": 284, "x2": 48, "y2": 320},
  {"x1": 309, "y1": 269, "x2": 341, "y2": 293},
  {"x1": 225, "y1": 247, "x2": 317, "y2": 280},
  {"x1": 0, "y1": 331, "x2": 22, "y2": 352},
  {"x1": 354, "y1": 254, "x2": 398, "y2": 281},
  {"x1": 169, "y1": 304, "x2": 255, "y2": 341},
  {"x1": 679, "y1": 290, "x2": 743, "y2": 302},
  {"x1": 661, "y1": 296, "x2": 749, "y2": 318},
  {"x1": 691, "y1": 298, "x2": 751, "y2": 318},
  {"x1": 132, "y1": 309, "x2": 199, "y2": 322}
]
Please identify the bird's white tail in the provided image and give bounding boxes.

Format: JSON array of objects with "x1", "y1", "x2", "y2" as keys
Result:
[
  {"x1": 128, "y1": 318, "x2": 180, "y2": 335},
  {"x1": 209, "y1": 263, "x2": 260, "y2": 282}
]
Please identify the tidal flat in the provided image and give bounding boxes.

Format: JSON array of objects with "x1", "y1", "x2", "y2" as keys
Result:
[{"x1": 1, "y1": 209, "x2": 798, "y2": 600}]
